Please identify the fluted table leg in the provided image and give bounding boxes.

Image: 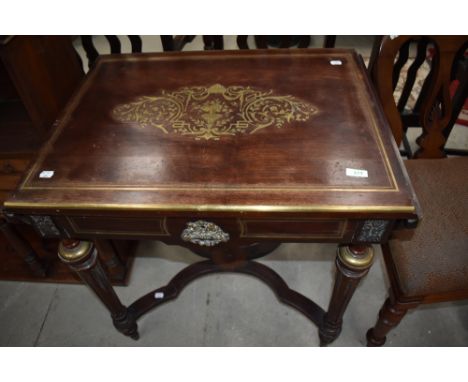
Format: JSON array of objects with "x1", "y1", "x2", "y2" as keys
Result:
[
  {"x1": 319, "y1": 245, "x2": 374, "y2": 346},
  {"x1": 94, "y1": 239, "x2": 126, "y2": 280},
  {"x1": 58, "y1": 239, "x2": 138, "y2": 339}
]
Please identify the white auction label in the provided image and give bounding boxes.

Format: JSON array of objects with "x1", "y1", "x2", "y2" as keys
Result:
[
  {"x1": 39, "y1": 170, "x2": 55, "y2": 179},
  {"x1": 330, "y1": 60, "x2": 343, "y2": 65},
  {"x1": 154, "y1": 292, "x2": 164, "y2": 299},
  {"x1": 346, "y1": 168, "x2": 368, "y2": 178}
]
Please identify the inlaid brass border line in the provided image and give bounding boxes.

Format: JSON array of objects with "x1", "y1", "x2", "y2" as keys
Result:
[
  {"x1": 19, "y1": 60, "x2": 104, "y2": 191},
  {"x1": 21, "y1": 185, "x2": 398, "y2": 192},
  {"x1": 238, "y1": 219, "x2": 348, "y2": 239},
  {"x1": 4, "y1": 201, "x2": 416, "y2": 214},
  {"x1": 350, "y1": 58, "x2": 398, "y2": 192},
  {"x1": 66, "y1": 216, "x2": 171, "y2": 237}
]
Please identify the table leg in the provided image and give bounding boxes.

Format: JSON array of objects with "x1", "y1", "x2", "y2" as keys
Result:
[
  {"x1": 319, "y1": 244, "x2": 374, "y2": 346},
  {"x1": 57, "y1": 239, "x2": 138, "y2": 340},
  {"x1": 0, "y1": 218, "x2": 47, "y2": 277},
  {"x1": 94, "y1": 238, "x2": 126, "y2": 280}
]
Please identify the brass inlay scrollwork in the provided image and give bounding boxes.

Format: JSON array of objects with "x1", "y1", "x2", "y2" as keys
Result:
[{"x1": 112, "y1": 84, "x2": 318, "y2": 140}]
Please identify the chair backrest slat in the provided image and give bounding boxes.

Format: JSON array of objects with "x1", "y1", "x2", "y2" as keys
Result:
[
  {"x1": 371, "y1": 35, "x2": 467, "y2": 159},
  {"x1": 444, "y1": 54, "x2": 468, "y2": 143},
  {"x1": 391, "y1": 40, "x2": 411, "y2": 91},
  {"x1": 78, "y1": 35, "x2": 198, "y2": 70},
  {"x1": 237, "y1": 35, "x2": 317, "y2": 49},
  {"x1": 80, "y1": 35, "x2": 99, "y2": 69},
  {"x1": 237, "y1": 35, "x2": 248, "y2": 50},
  {"x1": 105, "y1": 35, "x2": 121, "y2": 54},
  {"x1": 413, "y1": 57, "x2": 436, "y2": 113},
  {"x1": 396, "y1": 38, "x2": 430, "y2": 112},
  {"x1": 254, "y1": 36, "x2": 268, "y2": 49},
  {"x1": 202, "y1": 36, "x2": 223, "y2": 50},
  {"x1": 128, "y1": 35, "x2": 142, "y2": 53}
]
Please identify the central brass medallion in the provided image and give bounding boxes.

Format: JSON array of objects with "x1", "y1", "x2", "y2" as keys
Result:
[{"x1": 112, "y1": 84, "x2": 318, "y2": 140}]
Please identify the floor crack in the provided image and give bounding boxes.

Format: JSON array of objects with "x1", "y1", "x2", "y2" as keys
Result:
[{"x1": 33, "y1": 287, "x2": 57, "y2": 346}]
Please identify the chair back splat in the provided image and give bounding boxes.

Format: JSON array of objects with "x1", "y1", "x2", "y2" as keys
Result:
[
  {"x1": 370, "y1": 36, "x2": 467, "y2": 158},
  {"x1": 79, "y1": 35, "x2": 196, "y2": 69}
]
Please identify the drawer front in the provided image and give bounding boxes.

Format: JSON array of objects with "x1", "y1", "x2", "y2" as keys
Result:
[
  {"x1": 64, "y1": 216, "x2": 354, "y2": 242},
  {"x1": 239, "y1": 218, "x2": 348, "y2": 240},
  {"x1": 66, "y1": 216, "x2": 169, "y2": 237},
  {"x1": 164, "y1": 217, "x2": 355, "y2": 243},
  {"x1": 54, "y1": 215, "x2": 386, "y2": 244}
]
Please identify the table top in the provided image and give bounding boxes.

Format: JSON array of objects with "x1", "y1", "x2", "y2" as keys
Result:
[{"x1": 4, "y1": 49, "x2": 418, "y2": 219}]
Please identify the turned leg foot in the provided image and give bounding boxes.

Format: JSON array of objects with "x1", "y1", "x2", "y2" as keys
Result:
[
  {"x1": 366, "y1": 296, "x2": 417, "y2": 346},
  {"x1": 58, "y1": 239, "x2": 139, "y2": 339},
  {"x1": 319, "y1": 245, "x2": 374, "y2": 346},
  {"x1": 112, "y1": 309, "x2": 139, "y2": 340}
]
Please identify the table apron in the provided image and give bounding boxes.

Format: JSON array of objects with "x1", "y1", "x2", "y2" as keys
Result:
[{"x1": 39, "y1": 215, "x2": 396, "y2": 245}]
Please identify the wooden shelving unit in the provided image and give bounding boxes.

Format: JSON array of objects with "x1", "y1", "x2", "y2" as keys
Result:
[{"x1": 0, "y1": 36, "x2": 135, "y2": 284}]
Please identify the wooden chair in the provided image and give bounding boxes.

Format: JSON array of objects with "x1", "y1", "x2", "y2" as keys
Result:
[
  {"x1": 0, "y1": 36, "x2": 137, "y2": 284},
  {"x1": 368, "y1": 36, "x2": 468, "y2": 158},
  {"x1": 202, "y1": 36, "x2": 224, "y2": 50},
  {"x1": 78, "y1": 35, "x2": 196, "y2": 69},
  {"x1": 0, "y1": 36, "x2": 83, "y2": 280},
  {"x1": 236, "y1": 35, "x2": 336, "y2": 49},
  {"x1": 366, "y1": 35, "x2": 468, "y2": 346},
  {"x1": 76, "y1": 36, "x2": 336, "y2": 68}
]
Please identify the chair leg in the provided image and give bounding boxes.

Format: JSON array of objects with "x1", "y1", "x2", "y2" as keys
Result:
[{"x1": 366, "y1": 296, "x2": 419, "y2": 346}]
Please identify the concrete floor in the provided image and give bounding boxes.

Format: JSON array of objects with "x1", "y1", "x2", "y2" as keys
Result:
[
  {"x1": 1, "y1": 36, "x2": 467, "y2": 346},
  {"x1": 1, "y1": 241, "x2": 468, "y2": 346}
]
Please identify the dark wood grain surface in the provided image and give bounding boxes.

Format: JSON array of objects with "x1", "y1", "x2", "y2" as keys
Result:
[
  {"x1": 2, "y1": 48, "x2": 420, "y2": 344},
  {"x1": 5, "y1": 49, "x2": 418, "y2": 220}
]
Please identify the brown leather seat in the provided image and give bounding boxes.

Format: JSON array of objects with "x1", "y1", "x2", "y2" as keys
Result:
[{"x1": 389, "y1": 158, "x2": 468, "y2": 297}]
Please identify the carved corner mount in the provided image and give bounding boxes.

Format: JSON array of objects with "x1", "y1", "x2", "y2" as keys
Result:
[
  {"x1": 356, "y1": 220, "x2": 389, "y2": 242},
  {"x1": 30, "y1": 215, "x2": 61, "y2": 237}
]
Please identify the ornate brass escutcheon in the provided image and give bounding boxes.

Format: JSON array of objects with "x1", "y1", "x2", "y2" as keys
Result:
[{"x1": 181, "y1": 220, "x2": 230, "y2": 247}]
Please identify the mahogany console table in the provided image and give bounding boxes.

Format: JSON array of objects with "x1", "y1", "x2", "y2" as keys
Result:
[{"x1": 3, "y1": 49, "x2": 419, "y2": 345}]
